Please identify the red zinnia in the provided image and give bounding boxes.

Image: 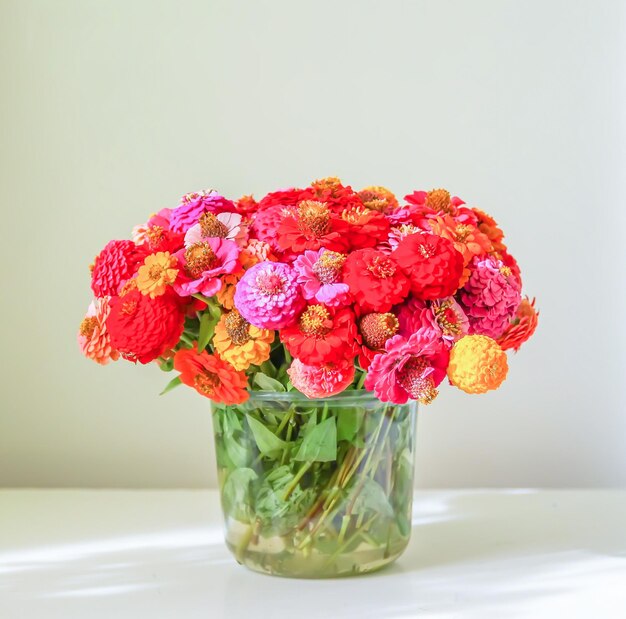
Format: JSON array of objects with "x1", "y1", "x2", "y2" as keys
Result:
[
  {"x1": 280, "y1": 305, "x2": 359, "y2": 365},
  {"x1": 106, "y1": 287, "x2": 185, "y2": 364},
  {"x1": 174, "y1": 346, "x2": 248, "y2": 405},
  {"x1": 277, "y1": 200, "x2": 350, "y2": 254},
  {"x1": 343, "y1": 248, "x2": 410, "y2": 313},
  {"x1": 91, "y1": 240, "x2": 145, "y2": 297},
  {"x1": 341, "y1": 207, "x2": 391, "y2": 250},
  {"x1": 393, "y1": 232, "x2": 464, "y2": 301}
]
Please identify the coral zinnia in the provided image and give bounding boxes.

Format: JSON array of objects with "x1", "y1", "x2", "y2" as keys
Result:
[
  {"x1": 277, "y1": 200, "x2": 350, "y2": 254},
  {"x1": 234, "y1": 261, "x2": 304, "y2": 330},
  {"x1": 106, "y1": 289, "x2": 185, "y2": 364},
  {"x1": 358, "y1": 186, "x2": 398, "y2": 212},
  {"x1": 91, "y1": 240, "x2": 145, "y2": 297},
  {"x1": 447, "y1": 335, "x2": 508, "y2": 394},
  {"x1": 497, "y1": 297, "x2": 539, "y2": 352},
  {"x1": 173, "y1": 237, "x2": 240, "y2": 297},
  {"x1": 287, "y1": 358, "x2": 355, "y2": 398},
  {"x1": 213, "y1": 309, "x2": 274, "y2": 371},
  {"x1": 358, "y1": 312, "x2": 400, "y2": 369},
  {"x1": 280, "y1": 305, "x2": 359, "y2": 365},
  {"x1": 174, "y1": 345, "x2": 248, "y2": 404},
  {"x1": 393, "y1": 232, "x2": 464, "y2": 300},
  {"x1": 458, "y1": 255, "x2": 522, "y2": 339},
  {"x1": 364, "y1": 331, "x2": 449, "y2": 405},
  {"x1": 77, "y1": 297, "x2": 119, "y2": 365},
  {"x1": 343, "y1": 248, "x2": 410, "y2": 312},
  {"x1": 136, "y1": 252, "x2": 179, "y2": 298},
  {"x1": 340, "y1": 207, "x2": 391, "y2": 250},
  {"x1": 293, "y1": 248, "x2": 350, "y2": 307},
  {"x1": 473, "y1": 208, "x2": 506, "y2": 253}
]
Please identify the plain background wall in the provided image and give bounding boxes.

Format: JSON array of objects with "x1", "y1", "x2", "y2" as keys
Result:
[{"x1": 1, "y1": 0, "x2": 625, "y2": 489}]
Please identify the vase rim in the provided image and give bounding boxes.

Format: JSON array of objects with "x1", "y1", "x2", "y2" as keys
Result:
[{"x1": 244, "y1": 390, "x2": 414, "y2": 407}]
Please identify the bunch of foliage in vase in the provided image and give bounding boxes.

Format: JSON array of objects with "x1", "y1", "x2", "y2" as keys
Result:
[
  {"x1": 78, "y1": 177, "x2": 537, "y2": 402},
  {"x1": 78, "y1": 178, "x2": 538, "y2": 576}
]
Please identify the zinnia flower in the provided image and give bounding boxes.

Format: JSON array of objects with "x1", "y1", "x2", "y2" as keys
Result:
[
  {"x1": 447, "y1": 334, "x2": 508, "y2": 394},
  {"x1": 404, "y1": 188, "x2": 477, "y2": 226},
  {"x1": 170, "y1": 190, "x2": 236, "y2": 234},
  {"x1": 91, "y1": 240, "x2": 145, "y2": 297},
  {"x1": 213, "y1": 309, "x2": 275, "y2": 371},
  {"x1": 343, "y1": 248, "x2": 410, "y2": 312},
  {"x1": 473, "y1": 208, "x2": 506, "y2": 253},
  {"x1": 184, "y1": 211, "x2": 246, "y2": 246},
  {"x1": 398, "y1": 297, "x2": 469, "y2": 347},
  {"x1": 280, "y1": 305, "x2": 359, "y2": 365},
  {"x1": 173, "y1": 237, "x2": 240, "y2": 297},
  {"x1": 106, "y1": 288, "x2": 185, "y2": 364},
  {"x1": 393, "y1": 232, "x2": 464, "y2": 300},
  {"x1": 250, "y1": 204, "x2": 292, "y2": 253},
  {"x1": 277, "y1": 200, "x2": 350, "y2": 254},
  {"x1": 497, "y1": 297, "x2": 538, "y2": 352},
  {"x1": 234, "y1": 261, "x2": 304, "y2": 329},
  {"x1": 340, "y1": 207, "x2": 390, "y2": 249},
  {"x1": 458, "y1": 255, "x2": 522, "y2": 339},
  {"x1": 364, "y1": 330, "x2": 449, "y2": 405},
  {"x1": 174, "y1": 345, "x2": 248, "y2": 404},
  {"x1": 287, "y1": 358, "x2": 355, "y2": 398},
  {"x1": 77, "y1": 297, "x2": 119, "y2": 365},
  {"x1": 358, "y1": 186, "x2": 398, "y2": 212},
  {"x1": 293, "y1": 248, "x2": 350, "y2": 306},
  {"x1": 132, "y1": 208, "x2": 184, "y2": 254},
  {"x1": 358, "y1": 312, "x2": 400, "y2": 369},
  {"x1": 136, "y1": 251, "x2": 179, "y2": 298}
]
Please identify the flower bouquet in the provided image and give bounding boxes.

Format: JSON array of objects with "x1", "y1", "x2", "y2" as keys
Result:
[{"x1": 79, "y1": 178, "x2": 537, "y2": 577}]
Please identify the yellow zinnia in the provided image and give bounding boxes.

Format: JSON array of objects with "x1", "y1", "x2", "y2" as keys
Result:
[
  {"x1": 213, "y1": 310, "x2": 274, "y2": 371},
  {"x1": 447, "y1": 335, "x2": 508, "y2": 394},
  {"x1": 136, "y1": 251, "x2": 178, "y2": 298}
]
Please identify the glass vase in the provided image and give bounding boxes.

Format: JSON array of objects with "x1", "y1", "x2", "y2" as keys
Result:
[{"x1": 211, "y1": 391, "x2": 417, "y2": 578}]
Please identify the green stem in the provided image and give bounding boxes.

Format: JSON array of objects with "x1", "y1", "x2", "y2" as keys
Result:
[{"x1": 282, "y1": 461, "x2": 312, "y2": 501}]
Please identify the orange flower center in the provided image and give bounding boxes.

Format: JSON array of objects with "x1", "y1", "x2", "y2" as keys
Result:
[
  {"x1": 299, "y1": 305, "x2": 331, "y2": 337},
  {"x1": 297, "y1": 200, "x2": 330, "y2": 237},
  {"x1": 185, "y1": 242, "x2": 217, "y2": 278},
  {"x1": 146, "y1": 225, "x2": 165, "y2": 248},
  {"x1": 225, "y1": 310, "x2": 251, "y2": 346},
  {"x1": 433, "y1": 301, "x2": 461, "y2": 336},
  {"x1": 426, "y1": 188, "x2": 453, "y2": 214},
  {"x1": 79, "y1": 316, "x2": 98, "y2": 338},
  {"x1": 199, "y1": 212, "x2": 229, "y2": 238},
  {"x1": 194, "y1": 372, "x2": 220, "y2": 396},
  {"x1": 454, "y1": 224, "x2": 472, "y2": 243},
  {"x1": 397, "y1": 357, "x2": 438, "y2": 404},
  {"x1": 367, "y1": 255, "x2": 396, "y2": 279},
  {"x1": 499, "y1": 266, "x2": 512, "y2": 278},
  {"x1": 313, "y1": 251, "x2": 346, "y2": 284},
  {"x1": 359, "y1": 313, "x2": 399, "y2": 349},
  {"x1": 121, "y1": 299, "x2": 138, "y2": 316},
  {"x1": 311, "y1": 176, "x2": 342, "y2": 197},
  {"x1": 358, "y1": 190, "x2": 388, "y2": 212},
  {"x1": 341, "y1": 206, "x2": 367, "y2": 224}
]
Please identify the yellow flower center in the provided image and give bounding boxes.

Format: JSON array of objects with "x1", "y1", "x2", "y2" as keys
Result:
[
  {"x1": 397, "y1": 357, "x2": 438, "y2": 404},
  {"x1": 313, "y1": 251, "x2": 346, "y2": 284},
  {"x1": 499, "y1": 266, "x2": 512, "y2": 277},
  {"x1": 199, "y1": 212, "x2": 229, "y2": 238},
  {"x1": 299, "y1": 305, "x2": 331, "y2": 337},
  {"x1": 297, "y1": 200, "x2": 330, "y2": 237},
  {"x1": 185, "y1": 243, "x2": 217, "y2": 278},
  {"x1": 433, "y1": 300, "x2": 461, "y2": 336},
  {"x1": 225, "y1": 310, "x2": 251, "y2": 346},
  {"x1": 79, "y1": 316, "x2": 98, "y2": 338},
  {"x1": 367, "y1": 255, "x2": 396, "y2": 279},
  {"x1": 454, "y1": 224, "x2": 472, "y2": 243}
]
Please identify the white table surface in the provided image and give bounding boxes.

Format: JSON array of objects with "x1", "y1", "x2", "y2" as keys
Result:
[{"x1": 1, "y1": 490, "x2": 625, "y2": 618}]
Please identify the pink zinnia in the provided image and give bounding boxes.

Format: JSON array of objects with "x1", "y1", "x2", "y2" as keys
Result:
[
  {"x1": 184, "y1": 211, "x2": 246, "y2": 246},
  {"x1": 398, "y1": 297, "x2": 469, "y2": 347},
  {"x1": 293, "y1": 248, "x2": 350, "y2": 307},
  {"x1": 459, "y1": 255, "x2": 522, "y2": 339},
  {"x1": 234, "y1": 261, "x2": 304, "y2": 330},
  {"x1": 77, "y1": 297, "x2": 119, "y2": 365},
  {"x1": 287, "y1": 358, "x2": 355, "y2": 398},
  {"x1": 364, "y1": 330, "x2": 449, "y2": 405},
  {"x1": 173, "y1": 237, "x2": 240, "y2": 297},
  {"x1": 249, "y1": 204, "x2": 292, "y2": 254},
  {"x1": 170, "y1": 190, "x2": 236, "y2": 234}
]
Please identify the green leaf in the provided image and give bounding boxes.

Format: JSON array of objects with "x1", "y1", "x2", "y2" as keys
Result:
[
  {"x1": 337, "y1": 409, "x2": 364, "y2": 443},
  {"x1": 159, "y1": 376, "x2": 181, "y2": 395},
  {"x1": 222, "y1": 468, "x2": 258, "y2": 520},
  {"x1": 222, "y1": 407, "x2": 243, "y2": 433},
  {"x1": 294, "y1": 416, "x2": 337, "y2": 462},
  {"x1": 246, "y1": 415, "x2": 287, "y2": 456},
  {"x1": 253, "y1": 373, "x2": 286, "y2": 392},
  {"x1": 197, "y1": 312, "x2": 213, "y2": 352},
  {"x1": 158, "y1": 357, "x2": 174, "y2": 372},
  {"x1": 350, "y1": 478, "x2": 394, "y2": 518},
  {"x1": 224, "y1": 435, "x2": 249, "y2": 468}
]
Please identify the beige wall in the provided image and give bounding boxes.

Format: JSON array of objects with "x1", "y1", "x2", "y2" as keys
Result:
[{"x1": 1, "y1": 0, "x2": 625, "y2": 488}]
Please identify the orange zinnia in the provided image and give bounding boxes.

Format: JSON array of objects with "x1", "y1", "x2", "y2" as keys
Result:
[
  {"x1": 213, "y1": 310, "x2": 275, "y2": 371},
  {"x1": 173, "y1": 345, "x2": 248, "y2": 405}
]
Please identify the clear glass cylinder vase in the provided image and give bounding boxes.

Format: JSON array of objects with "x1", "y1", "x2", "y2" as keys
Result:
[{"x1": 212, "y1": 391, "x2": 417, "y2": 578}]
